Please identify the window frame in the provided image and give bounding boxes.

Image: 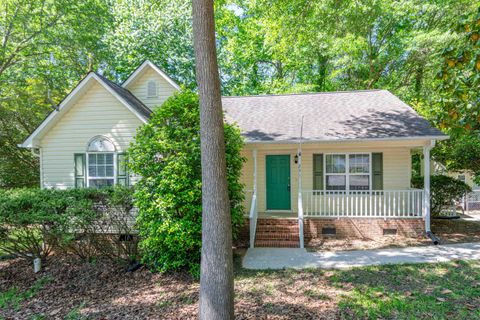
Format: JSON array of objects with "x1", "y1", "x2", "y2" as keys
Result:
[
  {"x1": 86, "y1": 152, "x2": 117, "y2": 188},
  {"x1": 324, "y1": 152, "x2": 372, "y2": 191}
]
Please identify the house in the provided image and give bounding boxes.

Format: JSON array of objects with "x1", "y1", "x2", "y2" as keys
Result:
[{"x1": 21, "y1": 61, "x2": 447, "y2": 248}]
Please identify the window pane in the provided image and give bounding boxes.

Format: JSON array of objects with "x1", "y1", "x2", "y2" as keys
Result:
[
  {"x1": 349, "y1": 154, "x2": 370, "y2": 173},
  {"x1": 326, "y1": 175, "x2": 346, "y2": 190},
  {"x1": 89, "y1": 179, "x2": 114, "y2": 188},
  {"x1": 88, "y1": 165, "x2": 96, "y2": 176},
  {"x1": 106, "y1": 165, "x2": 114, "y2": 177},
  {"x1": 105, "y1": 153, "x2": 113, "y2": 164},
  {"x1": 98, "y1": 165, "x2": 107, "y2": 177},
  {"x1": 350, "y1": 175, "x2": 369, "y2": 190},
  {"x1": 88, "y1": 154, "x2": 96, "y2": 165},
  {"x1": 75, "y1": 155, "x2": 84, "y2": 176},
  {"x1": 326, "y1": 155, "x2": 346, "y2": 173},
  {"x1": 88, "y1": 153, "x2": 114, "y2": 178},
  {"x1": 97, "y1": 154, "x2": 106, "y2": 165}
]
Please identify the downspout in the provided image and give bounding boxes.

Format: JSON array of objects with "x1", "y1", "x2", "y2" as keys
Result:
[{"x1": 423, "y1": 140, "x2": 439, "y2": 245}]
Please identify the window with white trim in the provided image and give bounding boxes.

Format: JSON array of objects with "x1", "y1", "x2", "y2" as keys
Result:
[
  {"x1": 325, "y1": 153, "x2": 370, "y2": 191},
  {"x1": 87, "y1": 137, "x2": 116, "y2": 188}
]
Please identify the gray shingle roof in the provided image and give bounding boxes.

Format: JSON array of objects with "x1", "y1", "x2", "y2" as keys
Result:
[
  {"x1": 95, "y1": 73, "x2": 152, "y2": 119},
  {"x1": 222, "y1": 90, "x2": 446, "y2": 143}
]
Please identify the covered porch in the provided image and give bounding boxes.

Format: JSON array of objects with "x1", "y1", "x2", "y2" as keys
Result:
[{"x1": 244, "y1": 140, "x2": 435, "y2": 248}]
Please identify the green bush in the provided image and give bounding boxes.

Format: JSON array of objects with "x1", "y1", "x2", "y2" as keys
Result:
[
  {"x1": 128, "y1": 90, "x2": 246, "y2": 275},
  {"x1": 411, "y1": 174, "x2": 471, "y2": 215},
  {"x1": 0, "y1": 186, "x2": 135, "y2": 262}
]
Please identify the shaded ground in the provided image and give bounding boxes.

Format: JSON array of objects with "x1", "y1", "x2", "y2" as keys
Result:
[
  {"x1": 1, "y1": 254, "x2": 479, "y2": 319},
  {"x1": 308, "y1": 219, "x2": 480, "y2": 252}
]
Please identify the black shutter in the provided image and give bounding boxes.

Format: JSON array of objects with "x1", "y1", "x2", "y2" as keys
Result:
[
  {"x1": 313, "y1": 154, "x2": 324, "y2": 190},
  {"x1": 372, "y1": 152, "x2": 383, "y2": 190},
  {"x1": 74, "y1": 153, "x2": 86, "y2": 188},
  {"x1": 117, "y1": 153, "x2": 129, "y2": 186}
]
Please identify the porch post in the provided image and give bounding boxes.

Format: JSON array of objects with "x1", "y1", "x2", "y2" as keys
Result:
[
  {"x1": 253, "y1": 149, "x2": 257, "y2": 196},
  {"x1": 297, "y1": 148, "x2": 304, "y2": 248},
  {"x1": 423, "y1": 140, "x2": 435, "y2": 233},
  {"x1": 249, "y1": 149, "x2": 258, "y2": 249}
]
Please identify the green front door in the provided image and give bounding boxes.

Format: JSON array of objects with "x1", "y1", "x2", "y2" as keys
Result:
[{"x1": 266, "y1": 155, "x2": 291, "y2": 210}]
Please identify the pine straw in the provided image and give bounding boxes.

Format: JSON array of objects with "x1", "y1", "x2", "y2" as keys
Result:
[
  {"x1": 0, "y1": 253, "x2": 342, "y2": 319},
  {"x1": 1, "y1": 252, "x2": 479, "y2": 319}
]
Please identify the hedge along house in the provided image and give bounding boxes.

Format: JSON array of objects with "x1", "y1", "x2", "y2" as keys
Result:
[
  {"x1": 222, "y1": 91, "x2": 447, "y2": 248},
  {"x1": 21, "y1": 61, "x2": 447, "y2": 248}
]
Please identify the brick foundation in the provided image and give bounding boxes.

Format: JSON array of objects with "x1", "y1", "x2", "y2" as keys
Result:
[
  {"x1": 237, "y1": 217, "x2": 425, "y2": 247},
  {"x1": 304, "y1": 218, "x2": 425, "y2": 240}
]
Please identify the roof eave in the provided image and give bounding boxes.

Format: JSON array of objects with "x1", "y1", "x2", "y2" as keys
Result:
[
  {"x1": 244, "y1": 135, "x2": 449, "y2": 145},
  {"x1": 20, "y1": 73, "x2": 149, "y2": 149}
]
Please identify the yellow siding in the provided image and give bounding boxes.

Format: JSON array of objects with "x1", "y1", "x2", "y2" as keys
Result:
[
  {"x1": 125, "y1": 68, "x2": 178, "y2": 110},
  {"x1": 241, "y1": 142, "x2": 416, "y2": 213},
  {"x1": 40, "y1": 82, "x2": 144, "y2": 189}
]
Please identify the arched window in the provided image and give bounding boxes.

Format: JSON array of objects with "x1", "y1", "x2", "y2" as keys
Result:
[{"x1": 86, "y1": 136, "x2": 116, "y2": 188}]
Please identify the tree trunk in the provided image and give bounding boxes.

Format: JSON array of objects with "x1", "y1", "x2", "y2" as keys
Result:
[{"x1": 192, "y1": 1, "x2": 234, "y2": 319}]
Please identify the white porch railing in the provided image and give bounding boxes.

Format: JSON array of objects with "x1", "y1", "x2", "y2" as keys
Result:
[{"x1": 302, "y1": 189, "x2": 424, "y2": 218}]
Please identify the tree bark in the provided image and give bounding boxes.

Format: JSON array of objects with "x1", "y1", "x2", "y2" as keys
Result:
[{"x1": 192, "y1": 0, "x2": 234, "y2": 319}]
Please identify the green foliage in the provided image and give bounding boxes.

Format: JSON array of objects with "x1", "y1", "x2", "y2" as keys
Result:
[
  {"x1": 0, "y1": 0, "x2": 112, "y2": 188},
  {"x1": 434, "y1": 6, "x2": 480, "y2": 135},
  {"x1": 0, "y1": 276, "x2": 51, "y2": 310},
  {"x1": 411, "y1": 175, "x2": 471, "y2": 215},
  {"x1": 128, "y1": 91, "x2": 245, "y2": 275},
  {"x1": 426, "y1": 7, "x2": 480, "y2": 181},
  {"x1": 0, "y1": 186, "x2": 135, "y2": 261}
]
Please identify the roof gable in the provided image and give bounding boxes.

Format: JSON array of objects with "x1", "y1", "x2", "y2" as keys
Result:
[
  {"x1": 21, "y1": 73, "x2": 150, "y2": 148},
  {"x1": 222, "y1": 90, "x2": 447, "y2": 143},
  {"x1": 122, "y1": 60, "x2": 180, "y2": 91}
]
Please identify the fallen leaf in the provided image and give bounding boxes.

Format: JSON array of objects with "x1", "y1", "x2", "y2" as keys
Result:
[{"x1": 441, "y1": 289, "x2": 452, "y2": 294}]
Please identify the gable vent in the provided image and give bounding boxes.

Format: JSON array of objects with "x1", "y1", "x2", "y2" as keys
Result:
[{"x1": 147, "y1": 80, "x2": 158, "y2": 98}]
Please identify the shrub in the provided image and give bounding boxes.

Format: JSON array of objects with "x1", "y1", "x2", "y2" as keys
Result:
[
  {"x1": 411, "y1": 174, "x2": 471, "y2": 215},
  {"x1": 128, "y1": 90, "x2": 245, "y2": 275},
  {"x1": 0, "y1": 186, "x2": 136, "y2": 263}
]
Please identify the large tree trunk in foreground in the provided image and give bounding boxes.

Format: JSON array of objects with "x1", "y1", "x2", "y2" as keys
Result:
[{"x1": 192, "y1": 0, "x2": 234, "y2": 319}]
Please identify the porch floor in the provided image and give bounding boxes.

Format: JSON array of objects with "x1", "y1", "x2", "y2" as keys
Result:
[{"x1": 242, "y1": 242, "x2": 480, "y2": 270}]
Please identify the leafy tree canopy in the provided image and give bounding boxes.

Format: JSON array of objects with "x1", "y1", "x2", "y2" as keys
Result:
[{"x1": 1, "y1": 0, "x2": 478, "y2": 187}]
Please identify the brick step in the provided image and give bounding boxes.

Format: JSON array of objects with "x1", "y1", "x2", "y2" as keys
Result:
[
  {"x1": 257, "y1": 219, "x2": 298, "y2": 226},
  {"x1": 254, "y1": 239, "x2": 299, "y2": 248},
  {"x1": 255, "y1": 232, "x2": 300, "y2": 241},
  {"x1": 255, "y1": 225, "x2": 299, "y2": 233},
  {"x1": 255, "y1": 232, "x2": 299, "y2": 239}
]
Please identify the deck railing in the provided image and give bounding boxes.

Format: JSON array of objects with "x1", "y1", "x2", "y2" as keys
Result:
[{"x1": 302, "y1": 189, "x2": 424, "y2": 218}]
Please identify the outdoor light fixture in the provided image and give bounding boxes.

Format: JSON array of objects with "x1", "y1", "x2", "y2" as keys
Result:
[{"x1": 294, "y1": 154, "x2": 299, "y2": 164}]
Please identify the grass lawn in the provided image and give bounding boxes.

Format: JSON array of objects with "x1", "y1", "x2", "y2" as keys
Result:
[{"x1": 0, "y1": 253, "x2": 479, "y2": 319}]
